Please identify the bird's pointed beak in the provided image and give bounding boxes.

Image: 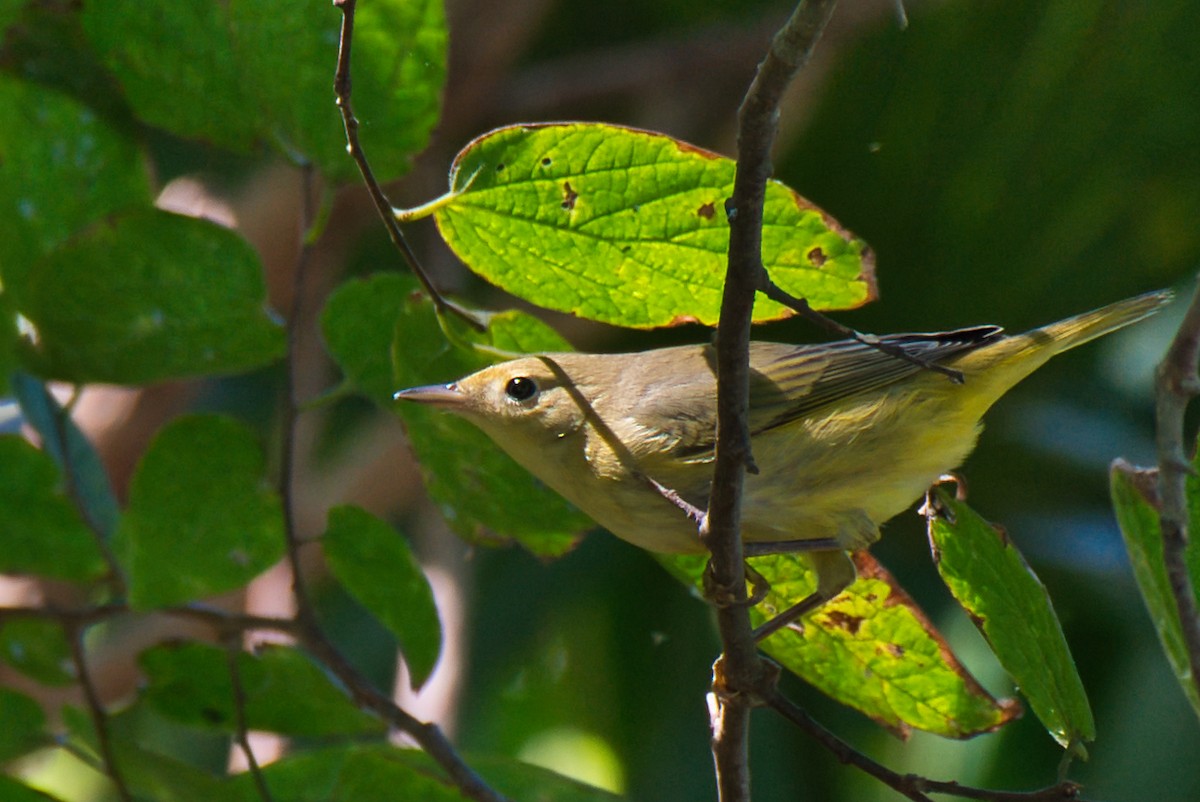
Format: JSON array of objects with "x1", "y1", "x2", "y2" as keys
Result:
[{"x1": 393, "y1": 383, "x2": 467, "y2": 409}]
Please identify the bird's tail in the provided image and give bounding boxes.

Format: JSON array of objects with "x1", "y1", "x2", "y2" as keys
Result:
[
  {"x1": 952, "y1": 288, "x2": 1173, "y2": 411},
  {"x1": 1033, "y1": 289, "x2": 1173, "y2": 353}
]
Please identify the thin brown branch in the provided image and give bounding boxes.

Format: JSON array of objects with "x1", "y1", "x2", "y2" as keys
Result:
[
  {"x1": 67, "y1": 622, "x2": 134, "y2": 802},
  {"x1": 1155, "y1": 281, "x2": 1200, "y2": 700},
  {"x1": 760, "y1": 279, "x2": 964, "y2": 383},
  {"x1": 704, "y1": 2, "x2": 840, "y2": 800},
  {"x1": 296, "y1": 625, "x2": 512, "y2": 802},
  {"x1": 766, "y1": 691, "x2": 1084, "y2": 802},
  {"x1": 332, "y1": 0, "x2": 483, "y2": 331},
  {"x1": 225, "y1": 637, "x2": 275, "y2": 802},
  {"x1": 0, "y1": 602, "x2": 300, "y2": 638},
  {"x1": 277, "y1": 93, "x2": 508, "y2": 802}
]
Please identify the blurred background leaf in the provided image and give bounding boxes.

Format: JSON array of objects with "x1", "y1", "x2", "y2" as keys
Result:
[
  {"x1": 80, "y1": 0, "x2": 445, "y2": 183},
  {"x1": 114, "y1": 415, "x2": 285, "y2": 610},
  {"x1": 322, "y1": 504, "x2": 442, "y2": 689}
]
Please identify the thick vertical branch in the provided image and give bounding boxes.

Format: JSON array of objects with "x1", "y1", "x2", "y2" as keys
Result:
[
  {"x1": 1155, "y1": 282, "x2": 1200, "y2": 699},
  {"x1": 703, "y1": 2, "x2": 839, "y2": 800}
]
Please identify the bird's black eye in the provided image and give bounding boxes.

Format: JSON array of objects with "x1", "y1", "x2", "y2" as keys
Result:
[{"x1": 504, "y1": 376, "x2": 538, "y2": 402}]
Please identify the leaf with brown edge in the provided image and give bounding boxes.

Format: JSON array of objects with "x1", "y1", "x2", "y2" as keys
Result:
[
  {"x1": 664, "y1": 550, "x2": 1020, "y2": 738},
  {"x1": 406, "y1": 122, "x2": 876, "y2": 328}
]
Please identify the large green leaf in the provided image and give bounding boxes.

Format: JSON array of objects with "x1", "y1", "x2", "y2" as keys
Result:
[
  {"x1": 666, "y1": 551, "x2": 1018, "y2": 738},
  {"x1": 1111, "y1": 459, "x2": 1200, "y2": 718},
  {"x1": 114, "y1": 415, "x2": 286, "y2": 610},
  {"x1": 421, "y1": 122, "x2": 875, "y2": 328},
  {"x1": 0, "y1": 73, "x2": 150, "y2": 295},
  {"x1": 320, "y1": 274, "x2": 591, "y2": 557},
  {"x1": 0, "y1": 686, "x2": 47, "y2": 762},
  {"x1": 928, "y1": 491, "x2": 1095, "y2": 750},
  {"x1": 322, "y1": 505, "x2": 442, "y2": 690},
  {"x1": 16, "y1": 209, "x2": 285, "y2": 384},
  {"x1": 80, "y1": 0, "x2": 445, "y2": 182},
  {"x1": 0, "y1": 435, "x2": 108, "y2": 582},
  {"x1": 139, "y1": 641, "x2": 384, "y2": 737}
]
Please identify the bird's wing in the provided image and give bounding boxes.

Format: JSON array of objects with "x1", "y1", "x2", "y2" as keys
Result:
[{"x1": 665, "y1": 326, "x2": 1005, "y2": 462}]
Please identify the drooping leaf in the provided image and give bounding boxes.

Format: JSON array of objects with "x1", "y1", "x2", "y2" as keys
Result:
[
  {"x1": 0, "y1": 435, "x2": 108, "y2": 582},
  {"x1": 422, "y1": 122, "x2": 875, "y2": 328},
  {"x1": 0, "y1": 73, "x2": 150, "y2": 295},
  {"x1": 320, "y1": 274, "x2": 591, "y2": 557},
  {"x1": 114, "y1": 415, "x2": 286, "y2": 610},
  {"x1": 80, "y1": 0, "x2": 445, "y2": 182},
  {"x1": 0, "y1": 686, "x2": 48, "y2": 762},
  {"x1": 0, "y1": 617, "x2": 76, "y2": 686},
  {"x1": 322, "y1": 505, "x2": 442, "y2": 690},
  {"x1": 1111, "y1": 458, "x2": 1200, "y2": 718},
  {"x1": 665, "y1": 551, "x2": 1019, "y2": 738},
  {"x1": 928, "y1": 490, "x2": 1094, "y2": 750},
  {"x1": 16, "y1": 208, "x2": 285, "y2": 384},
  {"x1": 139, "y1": 641, "x2": 384, "y2": 737},
  {"x1": 12, "y1": 372, "x2": 120, "y2": 540}
]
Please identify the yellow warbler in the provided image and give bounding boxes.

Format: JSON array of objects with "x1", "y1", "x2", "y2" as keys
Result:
[{"x1": 395, "y1": 290, "x2": 1169, "y2": 617}]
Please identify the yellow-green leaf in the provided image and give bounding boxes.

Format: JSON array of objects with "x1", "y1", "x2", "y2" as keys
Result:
[
  {"x1": 665, "y1": 551, "x2": 1018, "y2": 738},
  {"x1": 424, "y1": 122, "x2": 875, "y2": 328}
]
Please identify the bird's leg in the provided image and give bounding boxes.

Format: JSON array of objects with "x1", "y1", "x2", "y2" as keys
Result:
[{"x1": 918, "y1": 472, "x2": 968, "y2": 521}]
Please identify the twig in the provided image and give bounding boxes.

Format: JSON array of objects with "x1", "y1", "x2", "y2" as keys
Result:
[
  {"x1": 67, "y1": 622, "x2": 134, "y2": 802},
  {"x1": 0, "y1": 602, "x2": 301, "y2": 638},
  {"x1": 703, "y1": 2, "x2": 840, "y2": 800},
  {"x1": 225, "y1": 637, "x2": 275, "y2": 802},
  {"x1": 331, "y1": 0, "x2": 484, "y2": 331},
  {"x1": 760, "y1": 280, "x2": 964, "y2": 383},
  {"x1": 1154, "y1": 281, "x2": 1200, "y2": 701},
  {"x1": 766, "y1": 691, "x2": 1083, "y2": 802},
  {"x1": 276, "y1": 122, "x2": 508, "y2": 802}
]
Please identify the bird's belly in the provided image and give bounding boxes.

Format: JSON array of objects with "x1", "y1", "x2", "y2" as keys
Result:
[{"x1": 741, "y1": 394, "x2": 982, "y2": 546}]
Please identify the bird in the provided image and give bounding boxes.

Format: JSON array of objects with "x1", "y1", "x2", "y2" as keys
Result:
[{"x1": 395, "y1": 290, "x2": 1170, "y2": 634}]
